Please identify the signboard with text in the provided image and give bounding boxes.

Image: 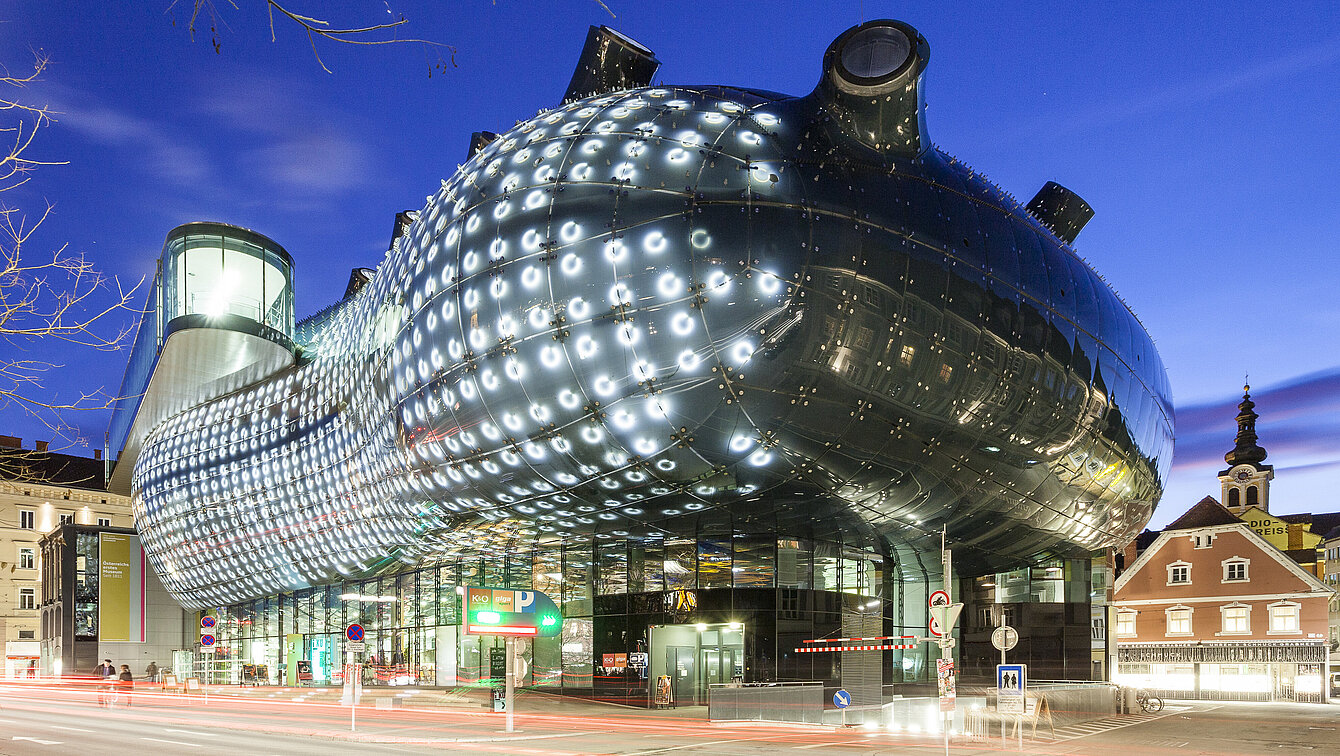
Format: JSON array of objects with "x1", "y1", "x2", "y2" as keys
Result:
[
  {"x1": 98, "y1": 533, "x2": 146, "y2": 643},
  {"x1": 465, "y1": 587, "x2": 563, "y2": 637},
  {"x1": 997, "y1": 663, "x2": 1026, "y2": 715}
]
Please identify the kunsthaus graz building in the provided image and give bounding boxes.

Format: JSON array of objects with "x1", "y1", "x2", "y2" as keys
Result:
[{"x1": 108, "y1": 20, "x2": 1173, "y2": 705}]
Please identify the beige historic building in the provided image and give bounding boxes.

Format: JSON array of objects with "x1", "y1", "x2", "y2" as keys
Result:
[{"x1": 1, "y1": 436, "x2": 132, "y2": 677}]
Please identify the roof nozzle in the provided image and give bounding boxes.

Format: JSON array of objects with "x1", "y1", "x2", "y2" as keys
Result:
[
  {"x1": 812, "y1": 20, "x2": 930, "y2": 155},
  {"x1": 563, "y1": 26, "x2": 660, "y2": 104},
  {"x1": 1025, "y1": 182, "x2": 1094, "y2": 245}
]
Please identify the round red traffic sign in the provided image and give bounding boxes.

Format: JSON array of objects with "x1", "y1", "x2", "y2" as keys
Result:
[
  {"x1": 929, "y1": 617, "x2": 944, "y2": 637},
  {"x1": 346, "y1": 623, "x2": 364, "y2": 642},
  {"x1": 201, "y1": 615, "x2": 217, "y2": 629},
  {"x1": 200, "y1": 634, "x2": 216, "y2": 647},
  {"x1": 929, "y1": 590, "x2": 950, "y2": 608}
]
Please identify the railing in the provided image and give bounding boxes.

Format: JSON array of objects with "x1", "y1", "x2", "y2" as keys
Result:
[{"x1": 708, "y1": 681, "x2": 824, "y2": 725}]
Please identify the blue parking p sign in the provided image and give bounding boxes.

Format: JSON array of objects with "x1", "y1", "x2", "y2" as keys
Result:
[{"x1": 833, "y1": 689, "x2": 851, "y2": 708}]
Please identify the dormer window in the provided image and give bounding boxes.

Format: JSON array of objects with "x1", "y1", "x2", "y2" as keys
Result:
[
  {"x1": 1193, "y1": 533, "x2": 1214, "y2": 549},
  {"x1": 1166, "y1": 561, "x2": 1192, "y2": 586},
  {"x1": 1222, "y1": 557, "x2": 1250, "y2": 583}
]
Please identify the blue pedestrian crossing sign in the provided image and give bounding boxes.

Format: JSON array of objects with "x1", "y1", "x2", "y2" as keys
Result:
[{"x1": 833, "y1": 689, "x2": 851, "y2": 709}]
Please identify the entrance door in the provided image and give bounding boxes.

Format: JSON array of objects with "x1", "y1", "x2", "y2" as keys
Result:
[{"x1": 667, "y1": 646, "x2": 696, "y2": 705}]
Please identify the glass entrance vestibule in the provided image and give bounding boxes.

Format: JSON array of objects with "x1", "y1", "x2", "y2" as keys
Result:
[{"x1": 648, "y1": 623, "x2": 745, "y2": 706}]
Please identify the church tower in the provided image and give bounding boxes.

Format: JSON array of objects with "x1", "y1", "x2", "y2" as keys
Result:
[{"x1": 1219, "y1": 384, "x2": 1273, "y2": 515}]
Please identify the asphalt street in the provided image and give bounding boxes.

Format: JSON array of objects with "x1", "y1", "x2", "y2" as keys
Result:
[{"x1": 2, "y1": 682, "x2": 1338, "y2": 755}]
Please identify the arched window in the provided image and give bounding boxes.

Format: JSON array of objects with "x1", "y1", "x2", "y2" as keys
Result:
[
  {"x1": 1247, "y1": 486, "x2": 1259, "y2": 507},
  {"x1": 1228, "y1": 488, "x2": 1240, "y2": 508}
]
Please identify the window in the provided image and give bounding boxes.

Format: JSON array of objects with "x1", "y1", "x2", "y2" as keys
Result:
[
  {"x1": 18, "y1": 547, "x2": 35, "y2": 570},
  {"x1": 19, "y1": 510, "x2": 34, "y2": 530},
  {"x1": 1115, "y1": 611, "x2": 1136, "y2": 637},
  {"x1": 1223, "y1": 558, "x2": 1250, "y2": 583},
  {"x1": 1221, "y1": 604, "x2": 1250, "y2": 634},
  {"x1": 1228, "y1": 488, "x2": 1240, "y2": 508},
  {"x1": 1193, "y1": 533, "x2": 1214, "y2": 549},
  {"x1": 1268, "y1": 602, "x2": 1300, "y2": 634},
  {"x1": 97, "y1": 518, "x2": 111, "y2": 527},
  {"x1": 18, "y1": 630, "x2": 35, "y2": 640},
  {"x1": 1166, "y1": 561, "x2": 1191, "y2": 586},
  {"x1": 58, "y1": 513, "x2": 74, "y2": 525},
  {"x1": 1166, "y1": 606, "x2": 1193, "y2": 636},
  {"x1": 900, "y1": 344, "x2": 915, "y2": 367},
  {"x1": 1246, "y1": 486, "x2": 1259, "y2": 507},
  {"x1": 19, "y1": 588, "x2": 35, "y2": 610},
  {"x1": 938, "y1": 363, "x2": 954, "y2": 382}
]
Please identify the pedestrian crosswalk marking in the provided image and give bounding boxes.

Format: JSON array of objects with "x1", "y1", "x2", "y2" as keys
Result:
[{"x1": 1040, "y1": 711, "x2": 1170, "y2": 742}]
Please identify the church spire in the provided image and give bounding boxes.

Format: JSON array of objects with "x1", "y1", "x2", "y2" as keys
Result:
[{"x1": 1224, "y1": 384, "x2": 1268, "y2": 467}]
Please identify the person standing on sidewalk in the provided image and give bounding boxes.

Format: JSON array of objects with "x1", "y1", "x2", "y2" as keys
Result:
[{"x1": 145, "y1": 661, "x2": 159, "y2": 683}]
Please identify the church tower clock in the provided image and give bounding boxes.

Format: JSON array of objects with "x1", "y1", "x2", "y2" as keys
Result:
[{"x1": 1219, "y1": 384, "x2": 1273, "y2": 515}]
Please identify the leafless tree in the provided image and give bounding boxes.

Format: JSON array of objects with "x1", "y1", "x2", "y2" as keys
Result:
[
  {"x1": 170, "y1": 0, "x2": 459, "y2": 75},
  {"x1": 1, "y1": 52, "x2": 141, "y2": 473},
  {"x1": 170, "y1": 1, "x2": 616, "y2": 75}
]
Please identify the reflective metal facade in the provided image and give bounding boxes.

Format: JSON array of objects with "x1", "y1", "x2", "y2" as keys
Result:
[{"x1": 128, "y1": 20, "x2": 1173, "y2": 608}]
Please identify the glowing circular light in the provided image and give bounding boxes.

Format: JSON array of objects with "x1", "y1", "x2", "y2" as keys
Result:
[
  {"x1": 521, "y1": 266, "x2": 542, "y2": 289},
  {"x1": 658, "y1": 272, "x2": 682, "y2": 297},
  {"x1": 576, "y1": 336, "x2": 597, "y2": 359},
  {"x1": 643, "y1": 230, "x2": 668, "y2": 254},
  {"x1": 568, "y1": 297, "x2": 591, "y2": 319},
  {"x1": 671, "y1": 312, "x2": 695, "y2": 336},
  {"x1": 593, "y1": 375, "x2": 616, "y2": 396},
  {"x1": 732, "y1": 341, "x2": 755, "y2": 364},
  {"x1": 609, "y1": 283, "x2": 633, "y2": 306},
  {"x1": 540, "y1": 345, "x2": 562, "y2": 368},
  {"x1": 561, "y1": 253, "x2": 582, "y2": 276},
  {"x1": 748, "y1": 450, "x2": 774, "y2": 466},
  {"x1": 560, "y1": 221, "x2": 582, "y2": 242},
  {"x1": 691, "y1": 229, "x2": 712, "y2": 249},
  {"x1": 677, "y1": 350, "x2": 701, "y2": 371}
]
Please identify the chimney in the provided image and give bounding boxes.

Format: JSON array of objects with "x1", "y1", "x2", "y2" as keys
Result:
[
  {"x1": 36, "y1": 440, "x2": 49, "y2": 452},
  {"x1": 0, "y1": 435, "x2": 20, "y2": 449},
  {"x1": 94, "y1": 449, "x2": 103, "y2": 461}
]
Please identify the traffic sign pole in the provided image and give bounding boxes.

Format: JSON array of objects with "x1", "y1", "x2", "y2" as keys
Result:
[{"x1": 505, "y1": 635, "x2": 516, "y2": 733}]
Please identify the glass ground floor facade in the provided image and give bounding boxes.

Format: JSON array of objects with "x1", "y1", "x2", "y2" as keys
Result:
[
  {"x1": 195, "y1": 535, "x2": 939, "y2": 705},
  {"x1": 192, "y1": 537, "x2": 1104, "y2": 705}
]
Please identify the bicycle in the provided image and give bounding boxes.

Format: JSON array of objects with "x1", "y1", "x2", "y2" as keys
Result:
[{"x1": 1135, "y1": 688, "x2": 1164, "y2": 713}]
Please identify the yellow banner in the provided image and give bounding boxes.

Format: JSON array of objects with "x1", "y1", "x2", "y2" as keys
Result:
[{"x1": 98, "y1": 533, "x2": 144, "y2": 642}]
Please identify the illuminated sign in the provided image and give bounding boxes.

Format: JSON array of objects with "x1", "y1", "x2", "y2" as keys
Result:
[{"x1": 465, "y1": 587, "x2": 562, "y2": 637}]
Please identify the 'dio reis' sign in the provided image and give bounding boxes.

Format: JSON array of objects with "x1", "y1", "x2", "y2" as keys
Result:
[{"x1": 465, "y1": 586, "x2": 563, "y2": 637}]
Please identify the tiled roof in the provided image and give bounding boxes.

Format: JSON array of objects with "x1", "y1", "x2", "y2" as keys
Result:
[
  {"x1": 1165, "y1": 496, "x2": 1239, "y2": 531},
  {"x1": 0, "y1": 449, "x2": 109, "y2": 490}
]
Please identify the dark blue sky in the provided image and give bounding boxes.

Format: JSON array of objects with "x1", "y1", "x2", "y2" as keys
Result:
[{"x1": 3, "y1": 1, "x2": 1338, "y2": 529}]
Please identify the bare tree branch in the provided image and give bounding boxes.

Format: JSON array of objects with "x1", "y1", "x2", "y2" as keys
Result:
[
  {"x1": 170, "y1": 1, "x2": 460, "y2": 75},
  {"x1": 1, "y1": 51, "x2": 143, "y2": 453}
]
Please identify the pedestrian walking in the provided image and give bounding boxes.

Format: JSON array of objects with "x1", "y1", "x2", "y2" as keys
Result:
[
  {"x1": 117, "y1": 665, "x2": 134, "y2": 707},
  {"x1": 145, "y1": 661, "x2": 159, "y2": 683},
  {"x1": 94, "y1": 658, "x2": 116, "y2": 707}
]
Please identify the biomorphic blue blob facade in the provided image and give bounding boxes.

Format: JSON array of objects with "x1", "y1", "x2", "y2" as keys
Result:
[{"x1": 128, "y1": 20, "x2": 1172, "y2": 609}]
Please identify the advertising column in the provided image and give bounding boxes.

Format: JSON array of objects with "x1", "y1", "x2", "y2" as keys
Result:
[{"x1": 98, "y1": 533, "x2": 146, "y2": 643}]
